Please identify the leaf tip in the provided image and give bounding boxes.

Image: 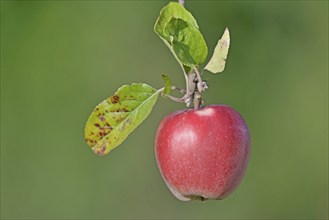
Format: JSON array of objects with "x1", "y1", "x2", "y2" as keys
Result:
[{"x1": 92, "y1": 144, "x2": 107, "y2": 156}]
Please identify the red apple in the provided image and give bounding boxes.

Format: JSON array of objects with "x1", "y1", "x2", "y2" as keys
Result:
[{"x1": 155, "y1": 105, "x2": 250, "y2": 201}]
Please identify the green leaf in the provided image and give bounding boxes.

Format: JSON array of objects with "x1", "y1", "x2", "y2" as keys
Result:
[
  {"x1": 204, "y1": 28, "x2": 230, "y2": 73},
  {"x1": 161, "y1": 73, "x2": 172, "y2": 95},
  {"x1": 154, "y1": 2, "x2": 198, "y2": 43},
  {"x1": 164, "y1": 18, "x2": 208, "y2": 67},
  {"x1": 154, "y1": 2, "x2": 204, "y2": 73},
  {"x1": 84, "y1": 83, "x2": 160, "y2": 156}
]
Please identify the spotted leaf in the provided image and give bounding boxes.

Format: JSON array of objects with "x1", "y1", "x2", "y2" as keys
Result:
[{"x1": 84, "y1": 83, "x2": 160, "y2": 156}]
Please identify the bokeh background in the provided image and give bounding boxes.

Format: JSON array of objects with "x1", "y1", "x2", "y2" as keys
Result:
[{"x1": 1, "y1": 0, "x2": 328, "y2": 219}]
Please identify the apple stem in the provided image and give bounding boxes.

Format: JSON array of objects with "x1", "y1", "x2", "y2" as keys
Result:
[
  {"x1": 193, "y1": 66, "x2": 208, "y2": 93},
  {"x1": 191, "y1": 66, "x2": 207, "y2": 110},
  {"x1": 193, "y1": 91, "x2": 202, "y2": 110}
]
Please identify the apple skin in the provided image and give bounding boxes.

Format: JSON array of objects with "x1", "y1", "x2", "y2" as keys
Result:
[{"x1": 155, "y1": 105, "x2": 250, "y2": 201}]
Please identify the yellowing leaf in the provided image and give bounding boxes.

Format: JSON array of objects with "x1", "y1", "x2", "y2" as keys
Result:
[
  {"x1": 204, "y1": 28, "x2": 230, "y2": 73},
  {"x1": 84, "y1": 83, "x2": 160, "y2": 156}
]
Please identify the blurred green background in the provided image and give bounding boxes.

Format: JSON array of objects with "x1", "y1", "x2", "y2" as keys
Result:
[{"x1": 1, "y1": 0, "x2": 328, "y2": 219}]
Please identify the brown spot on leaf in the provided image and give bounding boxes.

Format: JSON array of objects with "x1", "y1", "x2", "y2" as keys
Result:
[
  {"x1": 98, "y1": 131, "x2": 107, "y2": 138},
  {"x1": 99, "y1": 115, "x2": 106, "y2": 122},
  {"x1": 115, "y1": 108, "x2": 129, "y2": 113},
  {"x1": 110, "y1": 95, "x2": 120, "y2": 104},
  {"x1": 85, "y1": 138, "x2": 95, "y2": 145},
  {"x1": 94, "y1": 123, "x2": 101, "y2": 128}
]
